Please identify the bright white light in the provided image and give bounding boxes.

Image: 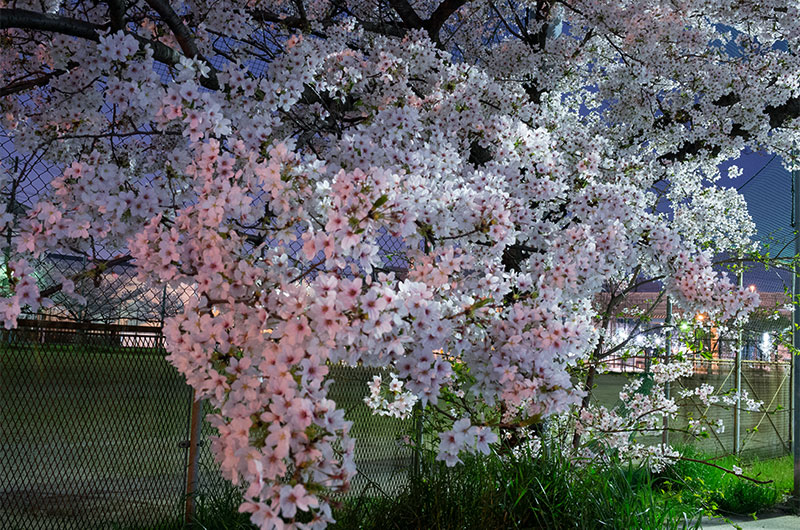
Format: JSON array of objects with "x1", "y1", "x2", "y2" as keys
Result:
[{"x1": 760, "y1": 332, "x2": 772, "y2": 361}]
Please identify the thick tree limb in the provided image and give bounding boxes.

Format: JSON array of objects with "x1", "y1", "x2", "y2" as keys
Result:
[
  {"x1": 144, "y1": 0, "x2": 219, "y2": 87},
  {"x1": 0, "y1": 69, "x2": 66, "y2": 97},
  {"x1": 106, "y1": 0, "x2": 127, "y2": 31},
  {"x1": 0, "y1": 8, "x2": 103, "y2": 40},
  {"x1": 144, "y1": 0, "x2": 201, "y2": 61},
  {"x1": 388, "y1": 0, "x2": 425, "y2": 29},
  {"x1": 427, "y1": 0, "x2": 470, "y2": 39},
  {"x1": 0, "y1": 8, "x2": 219, "y2": 90}
]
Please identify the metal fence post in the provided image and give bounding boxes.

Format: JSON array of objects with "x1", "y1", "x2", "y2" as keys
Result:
[
  {"x1": 184, "y1": 391, "x2": 203, "y2": 524},
  {"x1": 734, "y1": 259, "x2": 743, "y2": 455},
  {"x1": 79, "y1": 253, "x2": 87, "y2": 322},
  {"x1": 412, "y1": 402, "x2": 423, "y2": 479},
  {"x1": 159, "y1": 285, "x2": 168, "y2": 327},
  {"x1": 3, "y1": 160, "x2": 18, "y2": 347},
  {"x1": 663, "y1": 297, "x2": 673, "y2": 447},
  {"x1": 791, "y1": 148, "x2": 800, "y2": 504}
]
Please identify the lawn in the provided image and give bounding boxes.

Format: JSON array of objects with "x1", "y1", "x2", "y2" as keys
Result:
[{"x1": 660, "y1": 452, "x2": 794, "y2": 517}]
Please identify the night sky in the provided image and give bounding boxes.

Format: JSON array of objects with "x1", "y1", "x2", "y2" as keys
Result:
[{"x1": 722, "y1": 150, "x2": 795, "y2": 293}]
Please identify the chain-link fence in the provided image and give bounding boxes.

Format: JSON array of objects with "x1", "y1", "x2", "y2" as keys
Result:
[
  {"x1": 0, "y1": 321, "x2": 190, "y2": 529},
  {"x1": 0, "y1": 319, "x2": 416, "y2": 529},
  {"x1": 593, "y1": 333, "x2": 792, "y2": 461}
]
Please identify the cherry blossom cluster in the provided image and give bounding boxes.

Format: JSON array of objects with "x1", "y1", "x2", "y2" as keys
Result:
[
  {"x1": 2, "y1": 1, "x2": 797, "y2": 528},
  {"x1": 363, "y1": 373, "x2": 419, "y2": 420},
  {"x1": 551, "y1": 360, "x2": 764, "y2": 473},
  {"x1": 437, "y1": 417, "x2": 499, "y2": 467}
]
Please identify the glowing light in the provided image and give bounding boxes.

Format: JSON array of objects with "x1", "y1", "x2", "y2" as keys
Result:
[{"x1": 760, "y1": 332, "x2": 772, "y2": 361}]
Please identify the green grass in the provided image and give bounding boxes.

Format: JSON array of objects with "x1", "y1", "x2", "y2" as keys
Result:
[
  {"x1": 745, "y1": 455, "x2": 793, "y2": 494},
  {"x1": 1, "y1": 342, "x2": 193, "y2": 527},
  {"x1": 113, "y1": 482, "x2": 256, "y2": 530},
  {"x1": 332, "y1": 444, "x2": 702, "y2": 530},
  {"x1": 659, "y1": 450, "x2": 790, "y2": 516},
  {"x1": 116, "y1": 443, "x2": 706, "y2": 530}
]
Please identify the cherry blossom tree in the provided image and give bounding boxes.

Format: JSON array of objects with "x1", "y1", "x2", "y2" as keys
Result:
[{"x1": 2, "y1": 0, "x2": 799, "y2": 527}]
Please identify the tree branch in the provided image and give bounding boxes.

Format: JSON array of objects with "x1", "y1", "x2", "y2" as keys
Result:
[
  {"x1": 0, "y1": 8, "x2": 103, "y2": 40},
  {"x1": 39, "y1": 255, "x2": 135, "y2": 299},
  {"x1": 144, "y1": 0, "x2": 199, "y2": 60},
  {"x1": 427, "y1": 0, "x2": 470, "y2": 40},
  {"x1": 652, "y1": 89, "x2": 800, "y2": 164},
  {"x1": 388, "y1": 0, "x2": 425, "y2": 29},
  {"x1": 0, "y1": 69, "x2": 66, "y2": 97},
  {"x1": 143, "y1": 0, "x2": 220, "y2": 88},
  {"x1": 0, "y1": 8, "x2": 219, "y2": 90},
  {"x1": 106, "y1": 0, "x2": 127, "y2": 31}
]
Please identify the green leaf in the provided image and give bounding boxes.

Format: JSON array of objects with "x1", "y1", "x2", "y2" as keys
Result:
[{"x1": 372, "y1": 194, "x2": 389, "y2": 210}]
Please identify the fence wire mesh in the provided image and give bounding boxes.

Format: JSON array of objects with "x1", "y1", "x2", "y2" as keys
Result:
[
  {"x1": 595, "y1": 332, "x2": 792, "y2": 461},
  {"x1": 0, "y1": 322, "x2": 191, "y2": 529},
  {"x1": 0, "y1": 321, "x2": 416, "y2": 529},
  {"x1": 1, "y1": 64, "x2": 799, "y2": 529}
]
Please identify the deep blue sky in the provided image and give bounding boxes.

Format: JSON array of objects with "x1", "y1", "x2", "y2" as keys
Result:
[{"x1": 721, "y1": 151, "x2": 795, "y2": 292}]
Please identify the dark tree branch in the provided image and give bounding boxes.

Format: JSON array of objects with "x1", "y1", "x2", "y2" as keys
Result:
[
  {"x1": 0, "y1": 69, "x2": 66, "y2": 97},
  {"x1": 39, "y1": 255, "x2": 135, "y2": 299},
  {"x1": 0, "y1": 8, "x2": 219, "y2": 90},
  {"x1": 427, "y1": 0, "x2": 470, "y2": 39},
  {"x1": 292, "y1": 0, "x2": 309, "y2": 25},
  {"x1": 388, "y1": 0, "x2": 425, "y2": 29},
  {"x1": 657, "y1": 92, "x2": 800, "y2": 165},
  {"x1": 143, "y1": 0, "x2": 220, "y2": 88},
  {"x1": 144, "y1": 0, "x2": 201, "y2": 60},
  {"x1": 0, "y1": 8, "x2": 104, "y2": 40},
  {"x1": 107, "y1": 0, "x2": 127, "y2": 31}
]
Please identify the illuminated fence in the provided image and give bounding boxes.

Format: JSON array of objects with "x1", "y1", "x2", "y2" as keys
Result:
[{"x1": 594, "y1": 335, "x2": 792, "y2": 460}]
